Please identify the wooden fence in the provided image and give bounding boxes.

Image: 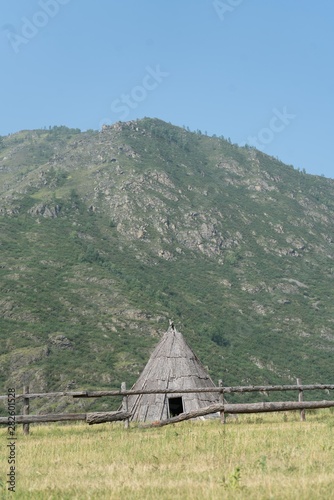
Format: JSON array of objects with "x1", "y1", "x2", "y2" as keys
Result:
[{"x1": 1, "y1": 380, "x2": 333, "y2": 433}]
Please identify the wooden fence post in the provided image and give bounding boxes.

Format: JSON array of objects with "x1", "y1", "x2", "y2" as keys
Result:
[
  {"x1": 297, "y1": 378, "x2": 306, "y2": 422},
  {"x1": 219, "y1": 380, "x2": 225, "y2": 424},
  {"x1": 23, "y1": 385, "x2": 30, "y2": 435},
  {"x1": 121, "y1": 382, "x2": 129, "y2": 429}
]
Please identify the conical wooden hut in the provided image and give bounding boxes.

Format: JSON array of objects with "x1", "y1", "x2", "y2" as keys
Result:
[{"x1": 127, "y1": 322, "x2": 219, "y2": 422}]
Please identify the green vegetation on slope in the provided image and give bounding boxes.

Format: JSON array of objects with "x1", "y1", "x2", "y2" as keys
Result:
[{"x1": 0, "y1": 119, "x2": 333, "y2": 412}]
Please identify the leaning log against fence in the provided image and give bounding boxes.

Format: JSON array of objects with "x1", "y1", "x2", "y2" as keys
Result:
[
  {"x1": 0, "y1": 411, "x2": 131, "y2": 425},
  {"x1": 145, "y1": 400, "x2": 334, "y2": 428},
  {"x1": 86, "y1": 411, "x2": 132, "y2": 425}
]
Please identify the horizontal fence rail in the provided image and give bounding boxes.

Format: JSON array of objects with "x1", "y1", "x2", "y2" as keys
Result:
[
  {"x1": 72, "y1": 384, "x2": 334, "y2": 398},
  {"x1": 0, "y1": 381, "x2": 332, "y2": 432},
  {"x1": 0, "y1": 411, "x2": 132, "y2": 425},
  {"x1": 0, "y1": 391, "x2": 87, "y2": 401},
  {"x1": 1, "y1": 384, "x2": 333, "y2": 401}
]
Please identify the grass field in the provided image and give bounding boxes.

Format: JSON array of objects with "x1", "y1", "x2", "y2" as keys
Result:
[{"x1": 1, "y1": 411, "x2": 334, "y2": 499}]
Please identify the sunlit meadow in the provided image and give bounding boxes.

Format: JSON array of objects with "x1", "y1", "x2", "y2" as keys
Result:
[{"x1": 1, "y1": 410, "x2": 334, "y2": 499}]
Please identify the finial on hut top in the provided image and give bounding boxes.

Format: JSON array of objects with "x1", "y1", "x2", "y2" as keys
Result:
[{"x1": 169, "y1": 319, "x2": 175, "y2": 330}]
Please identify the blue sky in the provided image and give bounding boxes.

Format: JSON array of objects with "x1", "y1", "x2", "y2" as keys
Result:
[{"x1": 1, "y1": 0, "x2": 333, "y2": 178}]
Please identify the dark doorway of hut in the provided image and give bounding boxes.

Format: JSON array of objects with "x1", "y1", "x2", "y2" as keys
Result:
[{"x1": 168, "y1": 397, "x2": 184, "y2": 417}]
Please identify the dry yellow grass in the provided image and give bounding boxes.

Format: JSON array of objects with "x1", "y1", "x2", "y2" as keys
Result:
[{"x1": 1, "y1": 411, "x2": 334, "y2": 499}]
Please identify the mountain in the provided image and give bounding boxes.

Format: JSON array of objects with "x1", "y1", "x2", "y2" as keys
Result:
[{"x1": 0, "y1": 118, "x2": 333, "y2": 412}]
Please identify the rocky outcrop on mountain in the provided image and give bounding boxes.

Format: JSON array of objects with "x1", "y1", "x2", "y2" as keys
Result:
[
  {"x1": 29, "y1": 203, "x2": 61, "y2": 218},
  {"x1": 49, "y1": 334, "x2": 73, "y2": 350}
]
